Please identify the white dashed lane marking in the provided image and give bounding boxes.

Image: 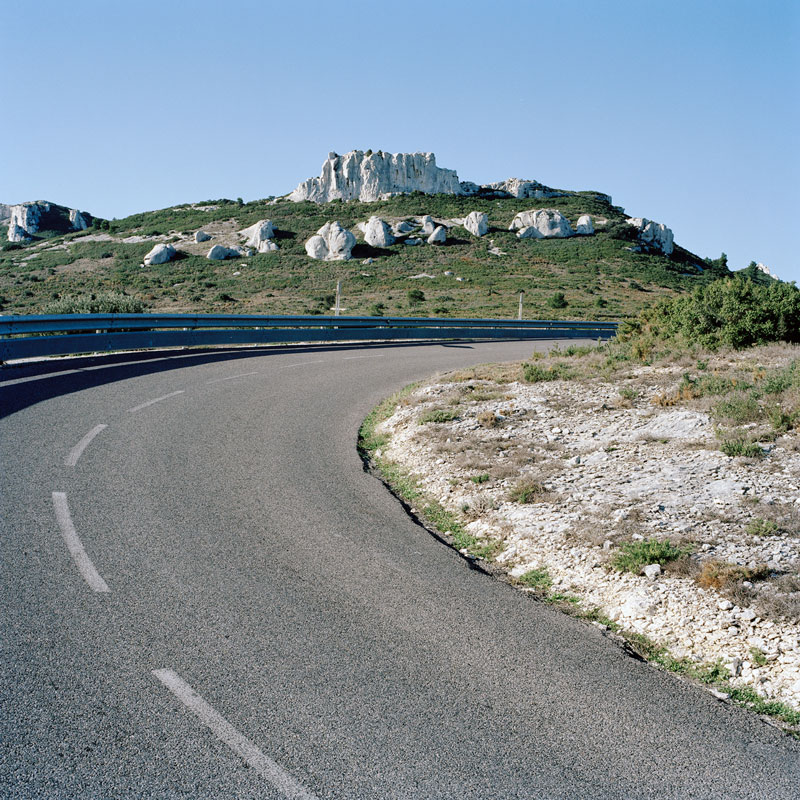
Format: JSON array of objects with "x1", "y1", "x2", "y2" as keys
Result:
[
  {"x1": 127, "y1": 390, "x2": 185, "y2": 413},
  {"x1": 65, "y1": 424, "x2": 107, "y2": 466},
  {"x1": 52, "y1": 492, "x2": 110, "y2": 593},
  {"x1": 153, "y1": 669, "x2": 318, "y2": 799}
]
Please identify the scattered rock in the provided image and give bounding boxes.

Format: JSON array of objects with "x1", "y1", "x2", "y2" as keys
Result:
[
  {"x1": 643, "y1": 564, "x2": 662, "y2": 580},
  {"x1": 404, "y1": 238, "x2": 422, "y2": 246},
  {"x1": 258, "y1": 240, "x2": 279, "y2": 253},
  {"x1": 463, "y1": 211, "x2": 488, "y2": 237},
  {"x1": 420, "y1": 215, "x2": 436, "y2": 235},
  {"x1": 240, "y1": 219, "x2": 275, "y2": 248},
  {"x1": 427, "y1": 226, "x2": 447, "y2": 245},
  {"x1": 304, "y1": 221, "x2": 356, "y2": 261},
  {"x1": 510, "y1": 209, "x2": 575, "y2": 239},
  {"x1": 207, "y1": 244, "x2": 244, "y2": 260},
  {"x1": 576, "y1": 214, "x2": 594, "y2": 235},
  {"x1": 393, "y1": 220, "x2": 415, "y2": 234},
  {"x1": 194, "y1": 231, "x2": 212, "y2": 243},
  {"x1": 363, "y1": 216, "x2": 395, "y2": 247},
  {"x1": 143, "y1": 243, "x2": 176, "y2": 265}
]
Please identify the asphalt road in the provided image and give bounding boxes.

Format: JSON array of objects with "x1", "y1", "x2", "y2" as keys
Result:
[{"x1": 1, "y1": 340, "x2": 798, "y2": 799}]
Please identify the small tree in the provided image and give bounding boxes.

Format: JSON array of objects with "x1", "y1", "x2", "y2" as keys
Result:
[
  {"x1": 548, "y1": 292, "x2": 568, "y2": 309},
  {"x1": 407, "y1": 288, "x2": 426, "y2": 305}
]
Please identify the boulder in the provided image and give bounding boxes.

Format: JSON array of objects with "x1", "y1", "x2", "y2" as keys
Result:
[
  {"x1": 240, "y1": 219, "x2": 275, "y2": 248},
  {"x1": 258, "y1": 239, "x2": 279, "y2": 253},
  {"x1": 304, "y1": 221, "x2": 356, "y2": 261},
  {"x1": 420, "y1": 215, "x2": 436, "y2": 235},
  {"x1": 143, "y1": 243, "x2": 176, "y2": 265},
  {"x1": 393, "y1": 220, "x2": 415, "y2": 234},
  {"x1": 427, "y1": 226, "x2": 447, "y2": 245},
  {"x1": 575, "y1": 214, "x2": 594, "y2": 235},
  {"x1": 207, "y1": 244, "x2": 244, "y2": 260},
  {"x1": 363, "y1": 216, "x2": 395, "y2": 247},
  {"x1": 194, "y1": 231, "x2": 212, "y2": 243},
  {"x1": 510, "y1": 209, "x2": 574, "y2": 238},
  {"x1": 464, "y1": 211, "x2": 488, "y2": 237},
  {"x1": 626, "y1": 217, "x2": 674, "y2": 255},
  {"x1": 404, "y1": 238, "x2": 422, "y2": 246},
  {"x1": 289, "y1": 150, "x2": 464, "y2": 203}
]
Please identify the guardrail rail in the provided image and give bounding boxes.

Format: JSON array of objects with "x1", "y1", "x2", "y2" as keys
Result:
[{"x1": 0, "y1": 313, "x2": 619, "y2": 362}]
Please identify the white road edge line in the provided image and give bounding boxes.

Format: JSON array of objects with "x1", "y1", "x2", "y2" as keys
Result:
[
  {"x1": 52, "y1": 492, "x2": 111, "y2": 593},
  {"x1": 282, "y1": 360, "x2": 325, "y2": 368},
  {"x1": 127, "y1": 390, "x2": 184, "y2": 413},
  {"x1": 65, "y1": 424, "x2": 108, "y2": 466},
  {"x1": 206, "y1": 372, "x2": 260, "y2": 384},
  {"x1": 152, "y1": 669, "x2": 318, "y2": 800}
]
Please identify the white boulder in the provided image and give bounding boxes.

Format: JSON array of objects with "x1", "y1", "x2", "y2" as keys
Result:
[
  {"x1": 393, "y1": 220, "x2": 415, "y2": 234},
  {"x1": 363, "y1": 216, "x2": 395, "y2": 247},
  {"x1": 510, "y1": 209, "x2": 575, "y2": 239},
  {"x1": 207, "y1": 244, "x2": 245, "y2": 260},
  {"x1": 195, "y1": 231, "x2": 212, "y2": 243},
  {"x1": 427, "y1": 226, "x2": 447, "y2": 245},
  {"x1": 240, "y1": 219, "x2": 275, "y2": 248},
  {"x1": 463, "y1": 211, "x2": 488, "y2": 237},
  {"x1": 143, "y1": 243, "x2": 176, "y2": 265},
  {"x1": 626, "y1": 217, "x2": 674, "y2": 255},
  {"x1": 304, "y1": 221, "x2": 356, "y2": 261},
  {"x1": 420, "y1": 215, "x2": 436, "y2": 235},
  {"x1": 404, "y1": 238, "x2": 422, "y2": 246},
  {"x1": 576, "y1": 214, "x2": 594, "y2": 235},
  {"x1": 258, "y1": 239, "x2": 279, "y2": 253},
  {"x1": 289, "y1": 150, "x2": 464, "y2": 203}
]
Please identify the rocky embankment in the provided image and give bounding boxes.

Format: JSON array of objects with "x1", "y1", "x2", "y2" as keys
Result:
[{"x1": 373, "y1": 344, "x2": 800, "y2": 717}]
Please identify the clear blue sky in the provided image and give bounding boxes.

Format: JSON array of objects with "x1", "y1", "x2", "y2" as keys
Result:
[{"x1": 2, "y1": 0, "x2": 797, "y2": 282}]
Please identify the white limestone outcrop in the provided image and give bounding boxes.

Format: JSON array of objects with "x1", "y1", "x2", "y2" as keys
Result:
[
  {"x1": 6, "y1": 201, "x2": 92, "y2": 242},
  {"x1": 240, "y1": 219, "x2": 275, "y2": 248},
  {"x1": 304, "y1": 221, "x2": 356, "y2": 261},
  {"x1": 576, "y1": 214, "x2": 594, "y2": 235},
  {"x1": 143, "y1": 243, "x2": 176, "y2": 265},
  {"x1": 463, "y1": 211, "x2": 488, "y2": 237},
  {"x1": 626, "y1": 217, "x2": 674, "y2": 255},
  {"x1": 0, "y1": 204, "x2": 11, "y2": 222},
  {"x1": 510, "y1": 209, "x2": 575, "y2": 239},
  {"x1": 485, "y1": 178, "x2": 558, "y2": 199},
  {"x1": 363, "y1": 216, "x2": 395, "y2": 248},
  {"x1": 427, "y1": 226, "x2": 447, "y2": 245},
  {"x1": 289, "y1": 150, "x2": 464, "y2": 203},
  {"x1": 420, "y1": 215, "x2": 436, "y2": 235}
]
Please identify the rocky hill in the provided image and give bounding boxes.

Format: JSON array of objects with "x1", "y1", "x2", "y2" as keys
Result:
[{"x1": 0, "y1": 151, "x2": 733, "y2": 319}]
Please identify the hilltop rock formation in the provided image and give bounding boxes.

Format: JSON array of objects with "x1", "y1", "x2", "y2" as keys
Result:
[
  {"x1": 143, "y1": 243, "x2": 176, "y2": 265},
  {"x1": 6, "y1": 201, "x2": 93, "y2": 242},
  {"x1": 626, "y1": 217, "x2": 674, "y2": 255},
  {"x1": 485, "y1": 178, "x2": 561, "y2": 200},
  {"x1": 305, "y1": 221, "x2": 356, "y2": 261},
  {"x1": 241, "y1": 219, "x2": 275, "y2": 248},
  {"x1": 289, "y1": 150, "x2": 464, "y2": 203},
  {"x1": 0, "y1": 204, "x2": 11, "y2": 222},
  {"x1": 427, "y1": 226, "x2": 447, "y2": 245},
  {"x1": 576, "y1": 214, "x2": 594, "y2": 235},
  {"x1": 464, "y1": 211, "x2": 488, "y2": 237},
  {"x1": 362, "y1": 216, "x2": 395, "y2": 248},
  {"x1": 511, "y1": 209, "x2": 575, "y2": 239}
]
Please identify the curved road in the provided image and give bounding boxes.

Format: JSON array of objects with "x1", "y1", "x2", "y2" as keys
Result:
[{"x1": 1, "y1": 340, "x2": 798, "y2": 799}]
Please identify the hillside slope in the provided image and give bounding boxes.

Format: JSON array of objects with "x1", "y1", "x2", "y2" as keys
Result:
[{"x1": 0, "y1": 191, "x2": 729, "y2": 320}]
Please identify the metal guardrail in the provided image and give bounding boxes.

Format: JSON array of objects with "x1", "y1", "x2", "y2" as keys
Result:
[{"x1": 0, "y1": 313, "x2": 618, "y2": 361}]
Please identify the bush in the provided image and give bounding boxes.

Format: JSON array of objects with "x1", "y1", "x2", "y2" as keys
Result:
[
  {"x1": 522, "y1": 361, "x2": 572, "y2": 382},
  {"x1": 508, "y1": 478, "x2": 548, "y2": 504},
  {"x1": 720, "y1": 438, "x2": 764, "y2": 458},
  {"x1": 42, "y1": 292, "x2": 147, "y2": 314},
  {"x1": 611, "y1": 539, "x2": 689, "y2": 573},
  {"x1": 621, "y1": 277, "x2": 800, "y2": 350},
  {"x1": 518, "y1": 567, "x2": 552, "y2": 590},
  {"x1": 418, "y1": 408, "x2": 457, "y2": 424},
  {"x1": 407, "y1": 288, "x2": 426, "y2": 305},
  {"x1": 547, "y1": 291, "x2": 568, "y2": 309}
]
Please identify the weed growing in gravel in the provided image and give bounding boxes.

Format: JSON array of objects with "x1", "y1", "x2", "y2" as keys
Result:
[
  {"x1": 470, "y1": 473, "x2": 490, "y2": 484},
  {"x1": 522, "y1": 361, "x2": 573, "y2": 383},
  {"x1": 418, "y1": 408, "x2": 458, "y2": 424},
  {"x1": 749, "y1": 646, "x2": 768, "y2": 667},
  {"x1": 518, "y1": 567, "x2": 553, "y2": 590},
  {"x1": 746, "y1": 518, "x2": 780, "y2": 537},
  {"x1": 719, "y1": 437, "x2": 765, "y2": 458},
  {"x1": 508, "y1": 478, "x2": 549, "y2": 504},
  {"x1": 694, "y1": 560, "x2": 770, "y2": 592},
  {"x1": 476, "y1": 411, "x2": 500, "y2": 428},
  {"x1": 611, "y1": 539, "x2": 690, "y2": 573}
]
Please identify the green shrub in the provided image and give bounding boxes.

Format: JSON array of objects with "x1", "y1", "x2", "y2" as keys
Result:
[
  {"x1": 547, "y1": 291, "x2": 568, "y2": 309},
  {"x1": 720, "y1": 438, "x2": 764, "y2": 458},
  {"x1": 522, "y1": 361, "x2": 572, "y2": 382},
  {"x1": 42, "y1": 292, "x2": 147, "y2": 314},
  {"x1": 746, "y1": 518, "x2": 779, "y2": 537},
  {"x1": 470, "y1": 473, "x2": 490, "y2": 484},
  {"x1": 611, "y1": 539, "x2": 690, "y2": 573}
]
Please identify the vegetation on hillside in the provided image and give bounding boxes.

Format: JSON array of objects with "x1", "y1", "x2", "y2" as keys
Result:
[{"x1": 0, "y1": 190, "x2": 736, "y2": 320}]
